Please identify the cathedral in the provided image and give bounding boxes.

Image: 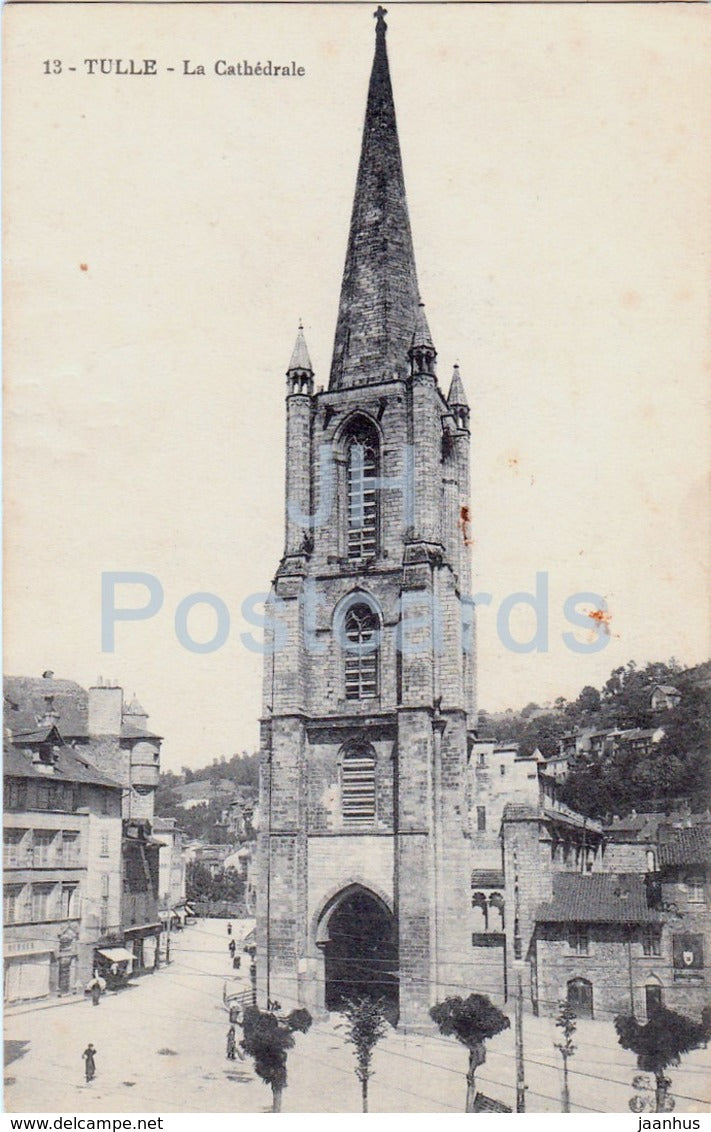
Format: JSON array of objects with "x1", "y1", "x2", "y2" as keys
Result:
[{"x1": 256, "y1": 9, "x2": 475, "y2": 1028}]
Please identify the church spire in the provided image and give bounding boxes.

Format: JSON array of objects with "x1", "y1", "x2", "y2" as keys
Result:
[{"x1": 328, "y1": 8, "x2": 420, "y2": 390}]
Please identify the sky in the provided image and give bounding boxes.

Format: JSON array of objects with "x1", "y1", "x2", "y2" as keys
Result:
[{"x1": 4, "y1": 1, "x2": 710, "y2": 771}]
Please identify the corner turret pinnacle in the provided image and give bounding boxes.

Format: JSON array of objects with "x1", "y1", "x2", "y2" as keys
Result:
[
  {"x1": 286, "y1": 321, "x2": 314, "y2": 395},
  {"x1": 409, "y1": 300, "x2": 437, "y2": 377},
  {"x1": 447, "y1": 363, "x2": 470, "y2": 429},
  {"x1": 329, "y1": 11, "x2": 420, "y2": 390}
]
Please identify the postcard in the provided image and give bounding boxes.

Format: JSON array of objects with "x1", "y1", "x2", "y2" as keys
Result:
[{"x1": 3, "y1": 0, "x2": 710, "y2": 1116}]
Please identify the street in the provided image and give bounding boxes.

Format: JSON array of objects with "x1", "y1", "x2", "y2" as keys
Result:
[{"x1": 4, "y1": 919, "x2": 711, "y2": 1114}]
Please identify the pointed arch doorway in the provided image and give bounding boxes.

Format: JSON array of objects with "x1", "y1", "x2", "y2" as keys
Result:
[{"x1": 316, "y1": 885, "x2": 399, "y2": 1021}]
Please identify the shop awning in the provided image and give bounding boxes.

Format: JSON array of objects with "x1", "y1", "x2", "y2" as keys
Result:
[{"x1": 96, "y1": 947, "x2": 133, "y2": 963}]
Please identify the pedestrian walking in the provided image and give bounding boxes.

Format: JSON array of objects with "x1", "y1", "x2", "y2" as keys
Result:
[
  {"x1": 226, "y1": 1025, "x2": 237, "y2": 1061},
  {"x1": 227, "y1": 922, "x2": 232, "y2": 936},
  {"x1": 82, "y1": 1043, "x2": 96, "y2": 1083},
  {"x1": 228, "y1": 939, "x2": 236, "y2": 958},
  {"x1": 86, "y1": 971, "x2": 105, "y2": 1006}
]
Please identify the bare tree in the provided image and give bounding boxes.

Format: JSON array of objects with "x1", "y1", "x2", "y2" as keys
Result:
[
  {"x1": 342, "y1": 997, "x2": 390, "y2": 1112},
  {"x1": 554, "y1": 999, "x2": 577, "y2": 1112}
]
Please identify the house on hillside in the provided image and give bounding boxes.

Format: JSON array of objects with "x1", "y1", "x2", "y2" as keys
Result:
[
  {"x1": 174, "y1": 780, "x2": 234, "y2": 810},
  {"x1": 649, "y1": 684, "x2": 681, "y2": 713}
]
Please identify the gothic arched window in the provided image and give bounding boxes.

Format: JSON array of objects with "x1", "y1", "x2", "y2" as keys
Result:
[
  {"x1": 343, "y1": 603, "x2": 379, "y2": 700},
  {"x1": 346, "y1": 423, "x2": 379, "y2": 560},
  {"x1": 341, "y1": 743, "x2": 376, "y2": 826}
]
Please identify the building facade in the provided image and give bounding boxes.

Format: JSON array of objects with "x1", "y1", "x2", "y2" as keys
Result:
[
  {"x1": 257, "y1": 12, "x2": 475, "y2": 1027},
  {"x1": 4, "y1": 673, "x2": 163, "y2": 992},
  {"x1": 3, "y1": 725, "x2": 122, "y2": 1002},
  {"x1": 499, "y1": 793, "x2": 710, "y2": 1022},
  {"x1": 154, "y1": 817, "x2": 187, "y2": 911}
]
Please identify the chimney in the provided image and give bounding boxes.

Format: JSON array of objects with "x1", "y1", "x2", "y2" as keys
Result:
[
  {"x1": 88, "y1": 681, "x2": 123, "y2": 736},
  {"x1": 36, "y1": 694, "x2": 60, "y2": 729}
]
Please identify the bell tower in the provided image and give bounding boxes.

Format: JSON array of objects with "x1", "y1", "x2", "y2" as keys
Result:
[{"x1": 257, "y1": 8, "x2": 475, "y2": 1027}]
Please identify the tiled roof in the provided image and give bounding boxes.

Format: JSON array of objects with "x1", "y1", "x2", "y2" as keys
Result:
[
  {"x1": 605, "y1": 811, "x2": 710, "y2": 842},
  {"x1": 536, "y1": 872, "x2": 659, "y2": 924},
  {"x1": 4, "y1": 675, "x2": 88, "y2": 736},
  {"x1": 502, "y1": 803, "x2": 540, "y2": 821},
  {"x1": 120, "y1": 721, "x2": 162, "y2": 741},
  {"x1": 543, "y1": 803, "x2": 603, "y2": 833},
  {"x1": 3, "y1": 743, "x2": 121, "y2": 790},
  {"x1": 471, "y1": 870, "x2": 505, "y2": 888},
  {"x1": 658, "y1": 825, "x2": 710, "y2": 868}
]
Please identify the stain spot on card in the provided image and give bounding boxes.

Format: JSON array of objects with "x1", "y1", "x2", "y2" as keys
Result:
[
  {"x1": 621, "y1": 289, "x2": 640, "y2": 309},
  {"x1": 459, "y1": 504, "x2": 474, "y2": 547},
  {"x1": 588, "y1": 609, "x2": 612, "y2": 635}
]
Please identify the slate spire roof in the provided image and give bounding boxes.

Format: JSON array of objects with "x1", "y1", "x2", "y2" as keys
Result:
[
  {"x1": 329, "y1": 9, "x2": 420, "y2": 390},
  {"x1": 447, "y1": 364, "x2": 469, "y2": 409},
  {"x1": 288, "y1": 322, "x2": 313, "y2": 375},
  {"x1": 411, "y1": 300, "x2": 435, "y2": 351}
]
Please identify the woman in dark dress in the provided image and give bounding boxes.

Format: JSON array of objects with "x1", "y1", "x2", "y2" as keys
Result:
[{"x1": 82, "y1": 1044, "x2": 96, "y2": 1082}]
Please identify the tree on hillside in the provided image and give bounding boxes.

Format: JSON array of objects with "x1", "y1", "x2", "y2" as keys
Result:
[
  {"x1": 575, "y1": 685, "x2": 601, "y2": 719},
  {"x1": 655, "y1": 672, "x2": 711, "y2": 810},
  {"x1": 186, "y1": 862, "x2": 245, "y2": 904},
  {"x1": 520, "y1": 702, "x2": 540, "y2": 720},
  {"x1": 241, "y1": 1005, "x2": 312, "y2": 1112},
  {"x1": 599, "y1": 660, "x2": 681, "y2": 730},
  {"x1": 562, "y1": 662, "x2": 711, "y2": 818},
  {"x1": 615, "y1": 1007, "x2": 711, "y2": 1112},
  {"x1": 430, "y1": 994, "x2": 510, "y2": 1112},
  {"x1": 342, "y1": 997, "x2": 390, "y2": 1112},
  {"x1": 518, "y1": 712, "x2": 568, "y2": 759},
  {"x1": 185, "y1": 860, "x2": 214, "y2": 902}
]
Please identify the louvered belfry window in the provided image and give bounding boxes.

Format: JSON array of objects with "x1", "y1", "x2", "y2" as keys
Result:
[
  {"x1": 341, "y1": 745, "x2": 376, "y2": 826},
  {"x1": 344, "y1": 603, "x2": 379, "y2": 700},
  {"x1": 347, "y1": 431, "x2": 378, "y2": 559}
]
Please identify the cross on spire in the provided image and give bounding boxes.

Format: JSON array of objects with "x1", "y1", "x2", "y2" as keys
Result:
[{"x1": 374, "y1": 6, "x2": 388, "y2": 32}]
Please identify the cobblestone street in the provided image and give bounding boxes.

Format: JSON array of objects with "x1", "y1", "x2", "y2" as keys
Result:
[{"x1": 4, "y1": 920, "x2": 710, "y2": 1114}]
